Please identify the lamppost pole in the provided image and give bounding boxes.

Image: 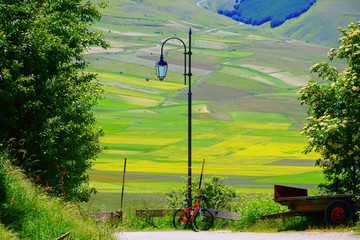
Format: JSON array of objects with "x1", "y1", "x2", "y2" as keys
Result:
[
  {"x1": 155, "y1": 28, "x2": 193, "y2": 207},
  {"x1": 187, "y1": 28, "x2": 193, "y2": 208}
]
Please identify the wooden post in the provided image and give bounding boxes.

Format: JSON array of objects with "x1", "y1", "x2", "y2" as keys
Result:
[
  {"x1": 54, "y1": 231, "x2": 71, "y2": 240},
  {"x1": 197, "y1": 159, "x2": 205, "y2": 203},
  {"x1": 119, "y1": 158, "x2": 127, "y2": 219}
]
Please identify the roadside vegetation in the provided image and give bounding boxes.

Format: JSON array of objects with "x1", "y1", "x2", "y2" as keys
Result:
[
  {"x1": 84, "y1": 177, "x2": 359, "y2": 232},
  {"x1": 0, "y1": 150, "x2": 116, "y2": 239}
]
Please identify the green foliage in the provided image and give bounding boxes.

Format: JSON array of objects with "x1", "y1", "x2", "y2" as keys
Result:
[
  {"x1": 298, "y1": 22, "x2": 360, "y2": 194},
  {"x1": 0, "y1": 151, "x2": 115, "y2": 240},
  {"x1": 211, "y1": 193, "x2": 309, "y2": 231},
  {"x1": 230, "y1": 193, "x2": 287, "y2": 229},
  {"x1": 0, "y1": 0, "x2": 109, "y2": 201},
  {"x1": 166, "y1": 176, "x2": 236, "y2": 210}
]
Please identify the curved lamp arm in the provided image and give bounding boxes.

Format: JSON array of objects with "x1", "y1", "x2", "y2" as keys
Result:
[{"x1": 157, "y1": 34, "x2": 191, "y2": 85}]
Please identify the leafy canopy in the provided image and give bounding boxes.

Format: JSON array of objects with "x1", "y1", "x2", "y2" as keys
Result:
[
  {"x1": 0, "y1": 0, "x2": 108, "y2": 201},
  {"x1": 298, "y1": 22, "x2": 360, "y2": 194}
]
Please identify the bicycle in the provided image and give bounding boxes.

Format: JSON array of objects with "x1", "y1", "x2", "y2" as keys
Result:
[{"x1": 173, "y1": 195, "x2": 214, "y2": 231}]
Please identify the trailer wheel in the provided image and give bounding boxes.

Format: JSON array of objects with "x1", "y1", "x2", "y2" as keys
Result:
[{"x1": 325, "y1": 200, "x2": 354, "y2": 225}]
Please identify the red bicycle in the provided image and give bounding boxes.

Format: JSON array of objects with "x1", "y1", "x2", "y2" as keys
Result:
[{"x1": 173, "y1": 195, "x2": 214, "y2": 231}]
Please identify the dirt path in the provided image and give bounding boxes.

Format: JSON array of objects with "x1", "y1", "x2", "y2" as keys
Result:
[
  {"x1": 196, "y1": 0, "x2": 208, "y2": 7},
  {"x1": 196, "y1": 0, "x2": 243, "y2": 32},
  {"x1": 117, "y1": 231, "x2": 359, "y2": 240}
]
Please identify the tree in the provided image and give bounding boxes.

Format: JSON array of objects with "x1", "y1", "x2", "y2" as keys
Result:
[
  {"x1": 0, "y1": 0, "x2": 109, "y2": 201},
  {"x1": 298, "y1": 22, "x2": 360, "y2": 194}
]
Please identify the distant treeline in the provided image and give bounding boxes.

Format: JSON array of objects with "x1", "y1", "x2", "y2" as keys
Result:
[{"x1": 218, "y1": 0, "x2": 317, "y2": 28}]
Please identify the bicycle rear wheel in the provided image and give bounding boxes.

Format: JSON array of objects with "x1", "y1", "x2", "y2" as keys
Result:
[
  {"x1": 173, "y1": 209, "x2": 189, "y2": 230},
  {"x1": 193, "y1": 208, "x2": 214, "y2": 231}
]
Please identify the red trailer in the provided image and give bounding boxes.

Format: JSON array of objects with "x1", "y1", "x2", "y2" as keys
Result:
[{"x1": 259, "y1": 185, "x2": 358, "y2": 225}]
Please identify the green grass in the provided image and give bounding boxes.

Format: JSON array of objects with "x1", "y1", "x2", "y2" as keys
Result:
[
  {"x1": 205, "y1": 72, "x2": 279, "y2": 94},
  {"x1": 83, "y1": 192, "x2": 167, "y2": 212},
  {"x1": 220, "y1": 65, "x2": 295, "y2": 89},
  {"x1": 229, "y1": 111, "x2": 291, "y2": 123},
  {"x1": 195, "y1": 48, "x2": 254, "y2": 58},
  {"x1": 255, "y1": 171, "x2": 324, "y2": 185},
  {"x1": 0, "y1": 152, "x2": 116, "y2": 240}
]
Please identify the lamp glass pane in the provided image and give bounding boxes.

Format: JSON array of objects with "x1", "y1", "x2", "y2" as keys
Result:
[{"x1": 156, "y1": 65, "x2": 168, "y2": 78}]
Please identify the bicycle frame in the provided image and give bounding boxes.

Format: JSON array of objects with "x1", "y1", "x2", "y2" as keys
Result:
[
  {"x1": 173, "y1": 195, "x2": 214, "y2": 231},
  {"x1": 178, "y1": 201, "x2": 201, "y2": 223}
]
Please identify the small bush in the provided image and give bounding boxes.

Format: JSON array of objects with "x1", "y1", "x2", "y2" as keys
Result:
[
  {"x1": 166, "y1": 176, "x2": 236, "y2": 210},
  {"x1": 231, "y1": 193, "x2": 287, "y2": 229}
]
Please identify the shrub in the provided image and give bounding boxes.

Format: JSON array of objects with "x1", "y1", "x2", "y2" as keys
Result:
[
  {"x1": 166, "y1": 176, "x2": 236, "y2": 210},
  {"x1": 231, "y1": 193, "x2": 286, "y2": 229}
]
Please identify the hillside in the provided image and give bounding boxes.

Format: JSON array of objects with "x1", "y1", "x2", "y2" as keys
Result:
[
  {"x1": 85, "y1": 0, "x2": 350, "y2": 195},
  {"x1": 201, "y1": 0, "x2": 360, "y2": 47},
  {"x1": 97, "y1": 0, "x2": 236, "y2": 34}
]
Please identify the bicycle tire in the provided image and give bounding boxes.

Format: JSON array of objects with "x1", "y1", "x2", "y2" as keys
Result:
[
  {"x1": 173, "y1": 209, "x2": 189, "y2": 230},
  {"x1": 193, "y1": 208, "x2": 214, "y2": 231}
]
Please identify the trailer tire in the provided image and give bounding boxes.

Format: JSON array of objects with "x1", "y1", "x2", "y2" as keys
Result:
[{"x1": 325, "y1": 200, "x2": 354, "y2": 226}]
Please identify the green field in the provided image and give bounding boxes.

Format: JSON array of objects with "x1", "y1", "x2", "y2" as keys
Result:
[{"x1": 84, "y1": 0, "x2": 356, "y2": 204}]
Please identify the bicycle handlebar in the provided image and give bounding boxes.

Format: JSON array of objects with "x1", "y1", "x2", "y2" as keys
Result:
[
  {"x1": 182, "y1": 197, "x2": 192, "y2": 201},
  {"x1": 182, "y1": 195, "x2": 207, "y2": 202},
  {"x1": 195, "y1": 195, "x2": 207, "y2": 201}
]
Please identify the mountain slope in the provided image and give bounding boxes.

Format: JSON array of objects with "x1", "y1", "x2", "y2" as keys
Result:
[
  {"x1": 96, "y1": 0, "x2": 236, "y2": 34},
  {"x1": 270, "y1": 0, "x2": 360, "y2": 47}
]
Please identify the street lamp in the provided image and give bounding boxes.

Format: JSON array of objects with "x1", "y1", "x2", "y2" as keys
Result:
[
  {"x1": 155, "y1": 28, "x2": 193, "y2": 207},
  {"x1": 155, "y1": 58, "x2": 168, "y2": 81}
]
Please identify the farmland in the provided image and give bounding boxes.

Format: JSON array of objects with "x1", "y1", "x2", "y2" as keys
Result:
[{"x1": 84, "y1": 0, "x2": 358, "y2": 205}]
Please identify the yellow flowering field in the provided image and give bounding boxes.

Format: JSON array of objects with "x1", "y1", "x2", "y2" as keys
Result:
[{"x1": 98, "y1": 73, "x2": 185, "y2": 90}]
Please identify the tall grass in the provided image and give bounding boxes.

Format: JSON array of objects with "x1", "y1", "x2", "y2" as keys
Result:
[{"x1": 0, "y1": 152, "x2": 116, "y2": 240}]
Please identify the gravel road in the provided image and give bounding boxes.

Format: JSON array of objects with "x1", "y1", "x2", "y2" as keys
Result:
[{"x1": 117, "y1": 231, "x2": 359, "y2": 240}]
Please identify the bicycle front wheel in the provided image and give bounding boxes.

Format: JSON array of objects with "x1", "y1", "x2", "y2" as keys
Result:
[
  {"x1": 193, "y1": 208, "x2": 214, "y2": 231},
  {"x1": 173, "y1": 209, "x2": 189, "y2": 230}
]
